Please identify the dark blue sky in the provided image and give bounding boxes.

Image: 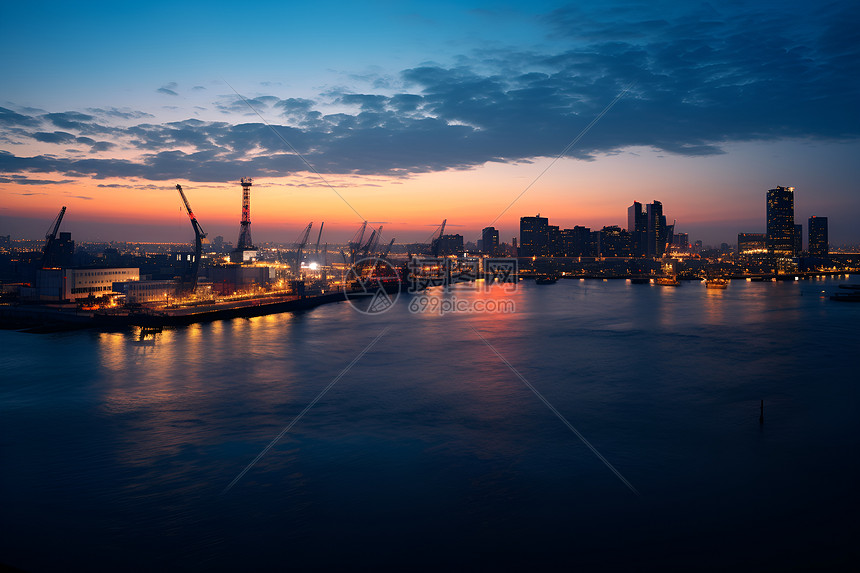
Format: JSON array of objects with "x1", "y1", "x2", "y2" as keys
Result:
[{"x1": 1, "y1": 1, "x2": 858, "y2": 244}]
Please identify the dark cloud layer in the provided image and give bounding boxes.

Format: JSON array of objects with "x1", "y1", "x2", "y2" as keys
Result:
[{"x1": 2, "y1": 2, "x2": 858, "y2": 184}]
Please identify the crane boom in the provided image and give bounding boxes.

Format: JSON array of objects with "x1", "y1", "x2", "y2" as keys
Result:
[
  {"x1": 380, "y1": 238, "x2": 395, "y2": 258},
  {"x1": 431, "y1": 219, "x2": 447, "y2": 257},
  {"x1": 367, "y1": 225, "x2": 383, "y2": 255},
  {"x1": 360, "y1": 229, "x2": 378, "y2": 256},
  {"x1": 295, "y1": 222, "x2": 313, "y2": 249},
  {"x1": 292, "y1": 222, "x2": 313, "y2": 273},
  {"x1": 175, "y1": 184, "x2": 207, "y2": 294},
  {"x1": 348, "y1": 221, "x2": 368, "y2": 263},
  {"x1": 41, "y1": 206, "x2": 67, "y2": 268},
  {"x1": 314, "y1": 222, "x2": 324, "y2": 255},
  {"x1": 176, "y1": 184, "x2": 207, "y2": 241}
]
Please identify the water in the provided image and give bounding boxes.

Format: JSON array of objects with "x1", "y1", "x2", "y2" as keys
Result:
[{"x1": 1, "y1": 277, "x2": 858, "y2": 571}]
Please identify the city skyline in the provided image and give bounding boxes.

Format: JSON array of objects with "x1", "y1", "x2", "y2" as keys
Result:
[{"x1": 2, "y1": 1, "x2": 859, "y2": 245}]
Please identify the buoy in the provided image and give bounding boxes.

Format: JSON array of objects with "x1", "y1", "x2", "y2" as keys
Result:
[{"x1": 760, "y1": 399, "x2": 764, "y2": 424}]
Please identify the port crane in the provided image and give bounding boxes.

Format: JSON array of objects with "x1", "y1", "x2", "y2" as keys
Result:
[
  {"x1": 40, "y1": 206, "x2": 67, "y2": 268},
  {"x1": 175, "y1": 184, "x2": 207, "y2": 294},
  {"x1": 430, "y1": 219, "x2": 447, "y2": 257},
  {"x1": 380, "y1": 238, "x2": 395, "y2": 259},
  {"x1": 360, "y1": 226, "x2": 383, "y2": 258},
  {"x1": 292, "y1": 222, "x2": 313, "y2": 274},
  {"x1": 347, "y1": 221, "x2": 368, "y2": 263},
  {"x1": 313, "y1": 222, "x2": 324, "y2": 259}
]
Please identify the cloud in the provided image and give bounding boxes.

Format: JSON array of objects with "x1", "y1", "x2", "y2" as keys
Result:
[
  {"x1": 90, "y1": 141, "x2": 116, "y2": 152},
  {"x1": 0, "y1": 106, "x2": 40, "y2": 127},
  {"x1": 86, "y1": 107, "x2": 154, "y2": 120},
  {"x1": 1, "y1": 2, "x2": 858, "y2": 185},
  {"x1": 0, "y1": 175, "x2": 74, "y2": 185},
  {"x1": 157, "y1": 82, "x2": 179, "y2": 96},
  {"x1": 216, "y1": 95, "x2": 280, "y2": 114},
  {"x1": 33, "y1": 131, "x2": 77, "y2": 144}
]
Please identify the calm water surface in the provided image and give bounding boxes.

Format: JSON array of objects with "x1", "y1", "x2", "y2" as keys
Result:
[{"x1": 1, "y1": 277, "x2": 858, "y2": 571}]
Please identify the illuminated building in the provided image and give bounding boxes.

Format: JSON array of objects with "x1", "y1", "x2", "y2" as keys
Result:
[
  {"x1": 808, "y1": 216, "x2": 828, "y2": 257},
  {"x1": 672, "y1": 233, "x2": 689, "y2": 249},
  {"x1": 628, "y1": 201, "x2": 647, "y2": 257},
  {"x1": 766, "y1": 186, "x2": 795, "y2": 258},
  {"x1": 433, "y1": 234, "x2": 464, "y2": 256},
  {"x1": 519, "y1": 215, "x2": 549, "y2": 257},
  {"x1": 646, "y1": 201, "x2": 666, "y2": 257},
  {"x1": 481, "y1": 227, "x2": 499, "y2": 255},
  {"x1": 794, "y1": 224, "x2": 803, "y2": 255},
  {"x1": 548, "y1": 225, "x2": 561, "y2": 257},
  {"x1": 24, "y1": 267, "x2": 139, "y2": 302},
  {"x1": 599, "y1": 226, "x2": 632, "y2": 257},
  {"x1": 118, "y1": 279, "x2": 178, "y2": 304},
  {"x1": 208, "y1": 265, "x2": 270, "y2": 295},
  {"x1": 738, "y1": 233, "x2": 767, "y2": 255},
  {"x1": 566, "y1": 225, "x2": 594, "y2": 257}
]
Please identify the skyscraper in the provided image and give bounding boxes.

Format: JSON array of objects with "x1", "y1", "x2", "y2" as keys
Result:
[
  {"x1": 481, "y1": 226, "x2": 499, "y2": 255},
  {"x1": 766, "y1": 186, "x2": 795, "y2": 259},
  {"x1": 573, "y1": 225, "x2": 594, "y2": 257},
  {"x1": 646, "y1": 201, "x2": 665, "y2": 257},
  {"x1": 808, "y1": 216, "x2": 829, "y2": 257},
  {"x1": 794, "y1": 223, "x2": 803, "y2": 255},
  {"x1": 519, "y1": 215, "x2": 549, "y2": 257},
  {"x1": 627, "y1": 201, "x2": 647, "y2": 257}
]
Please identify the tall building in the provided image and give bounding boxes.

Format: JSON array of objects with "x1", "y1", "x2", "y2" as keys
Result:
[
  {"x1": 519, "y1": 215, "x2": 549, "y2": 257},
  {"x1": 547, "y1": 225, "x2": 562, "y2": 257},
  {"x1": 766, "y1": 186, "x2": 795, "y2": 259},
  {"x1": 573, "y1": 226, "x2": 595, "y2": 257},
  {"x1": 646, "y1": 201, "x2": 665, "y2": 257},
  {"x1": 794, "y1": 223, "x2": 803, "y2": 256},
  {"x1": 627, "y1": 201, "x2": 648, "y2": 257},
  {"x1": 628, "y1": 201, "x2": 647, "y2": 257},
  {"x1": 808, "y1": 216, "x2": 828, "y2": 257},
  {"x1": 481, "y1": 227, "x2": 499, "y2": 255}
]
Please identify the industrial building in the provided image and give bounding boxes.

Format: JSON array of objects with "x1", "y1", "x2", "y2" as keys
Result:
[
  {"x1": 23, "y1": 267, "x2": 139, "y2": 302},
  {"x1": 114, "y1": 279, "x2": 178, "y2": 304}
]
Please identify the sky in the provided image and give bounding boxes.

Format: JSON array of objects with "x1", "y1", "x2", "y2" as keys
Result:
[{"x1": 1, "y1": 0, "x2": 859, "y2": 246}]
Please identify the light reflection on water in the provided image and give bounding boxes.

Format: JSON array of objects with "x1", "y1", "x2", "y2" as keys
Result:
[{"x1": 1, "y1": 277, "x2": 858, "y2": 571}]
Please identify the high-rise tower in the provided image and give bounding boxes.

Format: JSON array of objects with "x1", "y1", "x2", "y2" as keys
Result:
[
  {"x1": 766, "y1": 186, "x2": 795, "y2": 258},
  {"x1": 808, "y1": 216, "x2": 828, "y2": 258},
  {"x1": 237, "y1": 178, "x2": 254, "y2": 250},
  {"x1": 646, "y1": 201, "x2": 664, "y2": 257},
  {"x1": 627, "y1": 201, "x2": 647, "y2": 257},
  {"x1": 519, "y1": 215, "x2": 549, "y2": 257}
]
